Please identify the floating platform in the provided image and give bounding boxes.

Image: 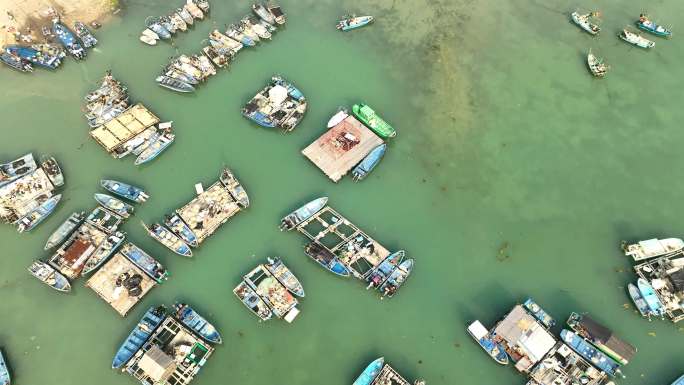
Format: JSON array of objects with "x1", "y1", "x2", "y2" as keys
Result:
[
  {"x1": 90, "y1": 104, "x2": 160, "y2": 154},
  {"x1": 176, "y1": 181, "x2": 242, "y2": 245},
  {"x1": 0, "y1": 168, "x2": 55, "y2": 222},
  {"x1": 86, "y1": 252, "x2": 156, "y2": 316},
  {"x1": 633, "y1": 253, "x2": 684, "y2": 323},
  {"x1": 302, "y1": 116, "x2": 383, "y2": 182}
]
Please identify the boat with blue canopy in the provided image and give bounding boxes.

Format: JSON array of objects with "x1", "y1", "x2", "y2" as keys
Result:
[
  {"x1": 164, "y1": 213, "x2": 198, "y2": 247},
  {"x1": 561, "y1": 329, "x2": 623, "y2": 377},
  {"x1": 120, "y1": 243, "x2": 168, "y2": 283},
  {"x1": 352, "y1": 143, "x2": 386, "y2": 181},
  {"x1": 101, "y1": 179, "x2": 149, "y2": 203},
  {"x1": 112, "y1": 305, "x2": 166, "y2": 369},
  {"x1": 52, "y1": 21, "x2": 86, "y2": 59},
  {"x1": 44, "y1": 211, "x2": 85, "y2": 250},
  {"x1": 5, "y1": 45, "x2": 61, "y2": 69},
  {"x1": 353, "y1": 357, "x2": 384, "y2": 385},
  {"x1": 304, "y1": 241, "x2": 350, "y2": 277},
  {"x1": 467, "y1": 320, "x2": 509, "y2": 365},
  {"x1": 94, "y1": 193, "x2": 134, "y2": 218},
  {"x1": 173, "y1": 303, "x2": 222, "y2": 344}
]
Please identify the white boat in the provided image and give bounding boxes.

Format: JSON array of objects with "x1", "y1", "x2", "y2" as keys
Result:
[
  {"x1": 140, "y1": 35, "x2": 157, "y2": 45},
  {"x1": 184, "y1": 2, "x2": 204, "y2": 20},
  {"x1": 571, "y1": 11, "x2": 600, "y2": 35},
  {"x1": 327, "y1": 108, "x2": 348, "y2": 128},
  {"x1": 142, "y1": 28, "x2": 159, "y2": 40},
  {"x1": 619, "y1": 29, "x2": 655, "y2": 48},
  {"x1": 624, "y1": 238, "x2": 684, "y2": 261},
  {"x1": 587, "y1": 52, "x2": 608, "y2": 77}
]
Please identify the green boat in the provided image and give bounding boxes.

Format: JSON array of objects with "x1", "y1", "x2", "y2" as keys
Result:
[{"x1": 352, "y1": 103, "x2": 396, "y2": 138}]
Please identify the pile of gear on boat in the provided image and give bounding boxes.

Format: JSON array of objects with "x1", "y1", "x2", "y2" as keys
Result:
[
  {"x1": 280, "y1": 197, "x2": 414, "y2": 298},
  {"x1": 571, "y1": 11, "x2": 672, "y2": 78},
  {"x1": 469, "y1": 298, "x2": 638, "y2": 385},
  {"x1": 139, "y1": 0, "x2": 210, "y2": 46},
  {"x1": 353, "y1": 357, "x2": 426, "y2": 385},
  {"x1": 112, "y1": 303, "x2": 220, "y2": 385},
  {"x1": 1, "y1": 17, "x2": 97, "y2": 73},
  {"x1": 156, "y1": 2, "x2": 287, "y2": 93},
  {"x1": 241, "y1": 75, "x2": 307, "y2": 132},
  {"x1": 85, "y1": 71, "x2": 175, "y2": 165},
  {"x1": 0, "y1": 153, "x2": 64, "y2": 233},
  {"x1": 621, "y1": 237, "x2": 684, "y2": 323},
  {"x1": 143, "y1": 167, "x2": 249, "y2": 257}
]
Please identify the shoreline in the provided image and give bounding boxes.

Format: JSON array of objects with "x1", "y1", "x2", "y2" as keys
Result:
[{"x1": 0, "y1": 0, "x2": 118, "y2": 47}]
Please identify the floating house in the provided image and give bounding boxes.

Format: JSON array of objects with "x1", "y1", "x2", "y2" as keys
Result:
[{"x1": 632, "y1": 253, "x2": 684, "y2": 323}]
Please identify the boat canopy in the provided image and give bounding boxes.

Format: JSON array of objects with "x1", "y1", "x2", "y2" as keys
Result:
[
  {"x1": 577, "y1": 315, "x2": 636, "y2": 362},
  {"x1": 467, "y1": 320, "x2": 489, "y2": 340},
  {"x1": 268, "y1": 85, "x2": 288, "y2": 105}
]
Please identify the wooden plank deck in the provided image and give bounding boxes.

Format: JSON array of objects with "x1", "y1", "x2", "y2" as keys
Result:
[
  {"x1": 176, "y1": 181, "x2": 242, "y2": 244},
  {"x1": 301, "y1": 116, "x2": 383, "y2": 182},
  {"x1": 90, "y1": 103, "x2": 160, "y2": 153},
  {"x1": 371, "y1": 364, "x2": 412, "y2": 385}
]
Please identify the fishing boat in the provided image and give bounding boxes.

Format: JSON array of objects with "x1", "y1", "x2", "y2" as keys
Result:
[
  {"x1": 327, "y1": 108, "x2": 349, "y2": 128},
  {"x1": 164, "y1": 213, "x2": 198, "y2": 247},
  {"x1": 173, "y1": 303, "x2": 222, "y2": 344},
  {"x1": 366, "y1": 250, "x2": 404, "y2": 289},
  {"x1": 0, "y1": 349, "x2": 9, "y2": 385},
  {"x1": 94, "y1": 194, "x2": 134, "y2": 218},
  {"x1": 627, "y1": 282, "x2": 650, "y2": 317},
  {"x1": 637, "y1": 278, "x2": 665, "y2": 317},
  {"x1": 378, "y1": 258, "x2": 414, "y2": 298},
  {"x1": 169, "y1": 12, "x2": 187, "y2": 32},
  {"x1": 570, "y1": 11, "x2": 600, "y2": 35},
  {"x1": 156, "y1": 75, "x2": 195, "y2": 93},
  {"x1": 74, "y1": 21, "x2": 98, "y2": 48},
  {"x1": 172, "y1": 57, "x2": 203, "y2": 80},
  {"x1": 5, "y1": 45, "x2": 61, "y2": 69},
  {"x1": 219, "y1": 167, "x2": 250, "y2": 208},
  {"x1": 142, "y1": 28, "x2": 159, "y2": 40},
  {"x1": 304, "y1": 241, "x2": 350, "y2": 277},
  {"x1": 672, "y1": 375, "x2": 684, "y2": 385},
  {"x1": 279, "y1": 197, "x2": 328, "y2": 231},
  {"x1": 352, "y1": 103, "x2": 396, "y2": 138},
  {"x1": 636, "y1": 14, "x2": 672, "y2": 38},
  {"x1": 177, "y1": 8, "x2": 194, "y2": 25},
  {"x1": 209, "y1": 30, "x2": 243, "y2": 53},
  {"x1": 265, "y1": 257, "x2": 305, "y2": 297},
  {"x1": 52, "y1": 21, "x2": 86, "y2": 59},
  {"x1": 267, "y1": 2, "x2": 286, "y2": 25},
  {"x1": 111, "y1": 305, "x2": 166, "y2": 369},
  {"x1": 164, "y1": 67, "x2": 198, "y2": 85},
  {"x1": 192, "y1": 54, "x2": 216, "y2": 77},
  {"x1": 271, "y1": 75, "x2": 305, "y2": 101},
  {"x1": 587, "y1": 51, "x2": 608, "y2": 77},
  {"x1": 239, "y1": 21, "x2": 260, "y2": 43},
  {"x1": 16, "y1": 194, "x2": 62, "y2": 233},
  {"x1": 184, "y1": 2, "x2": 204, "y2": 20},
  {"x1": 467, "y1": 320, "x2": 509, "y2": 365},
  {"x1": 352, "y1": 143, "x2": 386, "y2": 181},
  {"x1": 243, "y1": 265, "x2": 300, "y2": 322},
  {"x1": 147, "y1": 22, "x2": 171, "y2": 40},
  {"x1": 40, "y1": 157, "x2": 64, "y2": 187},
  {"x1": 259, "y1": 18, "x2": 277, "y2": 33},
  {"x1": 101, "y1": 179, "x2": 149, "y2": 203},
  {"x1": 81, "y1": 232, "x2": 125, "y2": 274},
  {"x1": 566, "y1": 312, "x2": 636, "y2": 365},
  {"x1": 0, "y1": 52, "x2": 32, "y2": 72},
  {"x1": 227, "y1": 24, "x2": 255, "y2": 46},
  {"x1": 353, "y1": 357, "x2": 384, "y2": 385},
  {"x1": 522, "y1": 297, "x2": 556, "y2": 329},
  {"x1": 337, "y1": 16, "x2": 374, "y2": 31},
  {"x1": 158, "y1": 16, "x2": 176, "y2": 35},
  {"x1": 142, "y1": 221, "x2": 192, "y2": 257},
  {"x1": 202, "y1": 46, "x2": 230, "y2": 68},
  {"x1": 561, "y1": 329, "x2": 623, "y2": 377},
  {"x1": 28, "y1": 260, "x2": 71, "y2": 292},
  {"x1": 120, "y1": 242, "x2": 169, "y2": 283},
  {"x1": 619, "y1": 29, "x2": 655, "y2": 48},
  {"x1": 242, "y1": 17, "x2": 271, "y2": 39},
  {"x1": 192, "y1": 0, "x2": 210, "y2": 13},
  {"x1": 0, "y1": 153, "x2": 37, "y2": 186},
  {"x1": 253, "y1": 3, "x2": 276, "y2": 24},
  {"x1": 44, "y1": 211, "x2": 85, "y2": 250},
  {"x1": 233, "y1": 281, "x2": 273, "y2": 321},
  {"x1": 623, "y1": 238, "x2": 684, "y2": 261},
  {"x1": 135, "y1": 132, "x2": 175, "y2": 165}
]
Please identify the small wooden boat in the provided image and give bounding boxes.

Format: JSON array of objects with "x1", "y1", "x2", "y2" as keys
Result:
[
  {"x1": 304, "y1": 241, "x2": 350, "y2": 277},
  {"x1": 169, "y1": 12, "x2": 187, "y2": 32},
  {"x1": 265, "y1": 257, "x2": 305, "y2": 297},
  {"x1": 202, "y1": 46, "x2": 230, "y2": 68},
  {"x1": 353, "y1": 357, "x2": 384, "y2": 385},
  {"x1": 74, "y1": 21, "x2": 98, "y2": 48},
  {"x1": 185, "y1": 2, "x2": 204, "y2": 20},
  {"x1": 637, "y1": 278, "x2": 665, "y2": 317},
  {"x1": 52, "y1": 21, "x2": 86, "y2": 59},
  {"x1": 337, "y1": 16, "x2": 374, "y2": 31},
  {"x1": 17, "y1": 194, "x2": 62, "y2": 233},
  {"x1": 619, "y1": 29, "x2": 655, "y2": 48},
  {"x1": 94, "y1": 193, "x2": 134, "y2": 218},
  {"x1": 164, "y1": 213, "x2": 198, "y2": 247},
  {"x1": 156, "y1": 75, "x2": 195, "y2": 93},
  {"x1": 0, "y1": 348, "x2": 10, "y2": 385},
  {"x1": 352, "y1": 103, "x2": 396, "y2": 138},
  {"x1": 120, "y1": 242, "x2": 169, "y2": 283},
  {"x1": 352, "y1": 143, "x2": 387, "y2": 181},
  {"x1": 624, "y1": 238, "x2": 684, "y2": 261},
  {"x1": 0, "y1": 52, "x2": 33, "y2": 73},
  {"x1": 637, "y1": 14, "x2": 672, "y2": 38},
  {"x1": 192, "y1": 0, "x2": 210, "y2": 13},
  {"x1": 101, "y1": 179, "x2": 149, "y2": 203},
  {"x1": 280, "y1": 197, "x2": 328, "y2": 231},
  {"x1": 135, "y1": 132, "x2": 175, "y2": 165},
  {"x1": 28, "y1": 260, "x2": 71, "y2": 292},
  {"x1": 40, "y1": 157, "x2": 64, "y2": 187},
  {"x1": 177, "y1": 8, "x2": 194, "y2": 25},
  {"x1": 219, "y1": 167, "x2": 250, "y2": 208},
  {"x1": 627, "y1": 282, "x2": 650, "y2": 317},
  {"x1": 112, "y1": 305, "x2": 166, "y2": 369},
  {"x1": 253, "y1": 3, "x2": 276, "y2": 25},
  {"x1": 233, "y1": 281, "x2": 273, "y2": 321},
  {"x1": 142, "y1": 221, "x2": 192, "y2": 257},
  {"x1": 226, "y1": 24, "x2": 255, "y2": 46},
  {"x1": 267, "y1": 2, "x2": 286, "y2": 25},
  {"x1": 173, "y1": 303, "x2": 222, "y2": 344},
  {"x1": 366, "y1": 250, "x2": 404, "y2": 290},
  {"x1": 587, "y1": 51, "x2": 608, "y2": 77},
  {"x1": 44, "y1": 211, "x2": 85, "y2": 250},
  {"x1": 378, "y1": 258, "x2": 413, "y2": 298},
  {"x1": 327, "y1": 108, "x2": 348, "y2": 128},
  {"x1": 467, "y1": 320, "x2": 509, "y2": 365},
  {"x1": 81, "y1": 231, "x2": 125, "y2": 274},
  {"x1": 243, "y1": 17, "x2": 271, "y2": 39},
  {"x1": 571, "y1": 11, "x2": 600, "y2": 35}
]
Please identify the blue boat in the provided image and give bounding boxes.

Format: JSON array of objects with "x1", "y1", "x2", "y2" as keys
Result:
[
  {"x1": 336, "y1": 16, "x2": 374, "y2": 31},
  {"x1": 173, "y1": 303, "x2": 222, "y2": 344},
  {"x1": 0, "y1": 348, "x2": 9, "y2": 385},
  {"x1": 164, "y1": 213, "x2": 198, "y2": 247},
  {"x1": 637, "y1": 15, "x2": 672, "y2": 38},
  {"x1": 627, "y1": 283, "x2": 650, "y2": 318},
  {"x1": 16, "y1": 194, "x2": 61, "y2": 233},
  {"x1": 561, "y1": 329, "x2": 623, "y2": 377},
  {"x1": 5, "y1": 45, "x2": 61, "y2": 69},
  {"x1": 94, "y1": 193, "x2": 134, "y2": 218},
  {"x1": 522, "y1": 297, "x2": 556, "y2": 329},
  {"x1": 366, "y1": 250, "x2": 404, "y2": 289},
  {"x1": 637, "y1": 278, "x2": 665, "y2": 317},
  {"x1": 101, "y1": 179, "x2": 149, "y2": 203},
  {"x1": 280, "y1": 197, "x2": 327, "y2": 231},
  {"x1": 271, "y1": 75, "x2": 305, "y2": 102},
  {"x1": 304, "y1": 241, "x2": 350, "y2": 277},
  {"x1": 242, "y1": 109, "x2": 276, "y2": 128},
  {"x1": 467, "y1": 320, "x2": 509, "y2": 365},
  {"x1": 378, "y1": 258, "x2": 414, "y2": 298},
  {"x1": 353, "y1": 357, "x2": 384, "y2": 385},
  {"x1": 52, "y1": 21, "x2": 86, "y2": 59},
  {"x1": 352, "y1": 144, "x2": 387, "y2": 181},
  {"x1": 672, "y1": 374, "x2": 684, "y2": 385},
  {"x1": 111, "y1": 306, "x2": 166, "y2": 369},
  {"x1": 226, "y1": 25, "x2": 255, "y2": 47},
  {"x1": 120, "y1": 243, "x2": 169, "y2": 283},
  {"x1": 0, "y1": 52, "x2": 32, "y2": 72}
]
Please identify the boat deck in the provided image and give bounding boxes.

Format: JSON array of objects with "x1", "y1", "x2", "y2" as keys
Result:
[
  {"x1": 90, "y1": 104, "x2": 160, "y2": 154},
  {"x1": 634, "y1": 253, "x2": 684, "y2": 323},
  {"x1": 176, "y1": 181, "x2": 242, "y2": 245},
  {"x1": 49, "y1": 222, "x2": 108, "y2": 279},
  {"x1": 371, "y1": 364, "x2": 411, "y2": 385},
  {"x1": 301, "y1": 116, "x2": 383, "y2": 182},
  {"x1": 85, "y1": 252, "x2": 156, "y2": 316},
  {"x1": 297, "y1": 206, "x2": 389, "y2": 279},
  {"x1": 528, "y1": 342, "x2": 607, "y2": 385},
  {"x1": 248, "y1": 266, "x2": 297, "y2": 318},
  {"x1": 0, "y1": 168, "x2": 55, "y2": 220}
]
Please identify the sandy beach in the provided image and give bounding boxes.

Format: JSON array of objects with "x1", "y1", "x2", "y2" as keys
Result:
[{"x1": 0, "y1": 0, "x2": 116, "y2": 46}]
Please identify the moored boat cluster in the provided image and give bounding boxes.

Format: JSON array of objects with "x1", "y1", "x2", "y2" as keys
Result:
[
  {"x1": 140, "y1": 0, "x2": 210, "y2": 46},
  {"x1": 241, "y1": 75, "x2": 307, "y2": 132}
]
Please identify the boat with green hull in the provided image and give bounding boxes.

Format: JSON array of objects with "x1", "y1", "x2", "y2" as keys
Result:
[{"x1": 352, "y1": 103, "x2": 396, "y2": 138}]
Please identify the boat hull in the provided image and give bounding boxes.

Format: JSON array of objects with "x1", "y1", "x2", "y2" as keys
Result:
[
  {"x1": 353, "y1": 357, "x2": 384, "y2": 385},
  {"x1": 627, "y1": 282, "x2": 650, "y2": 317},
  {"x1": 352, "y1": 103, "x2": 396, "y2": 138},
  {"x1": 44, "y1": 211, "x2": 85, "y2": 250},
  {"x1": 467, "y1": 320, "x2": 509, "y2": 365},
  {"x1": 0, "y1": 349, "x2": 9, "y2": 385},
  {"x1": 112, "y1": 306, "x2": 166, "y2": 368},
  {"x1": 142, "y1": 222, "x2": 192, "y2": 257},
  {"x1": 101, "y1": 179, "x2": 148, "y2": 203},
  {"x1": 28, "y1": 260, "x2": 71, "y2": 292},
  {"x1": 174, "y1": 303, "x2": 222, "y2": 344}
]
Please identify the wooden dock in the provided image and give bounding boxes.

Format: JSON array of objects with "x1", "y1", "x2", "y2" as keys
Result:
[
  {"x1": 90, "y1": 104, "x2": 159, "y2": 154},
  {"x1": 302, "y1": 116, "x2": 383, "y2": 182},
  {"x1": 176, "y1": 181, "x2": 242, "y2": 245},
  {"x1": 634, "y1": 253, "x2": 684, "y2": 323},
  {"x1": 86, "y1": 252, "x2": 156, "y2": 317}
]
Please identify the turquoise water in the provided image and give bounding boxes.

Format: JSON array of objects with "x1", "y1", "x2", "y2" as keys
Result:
[{"x1": 1, "y1": 0, "x2": 683, "y2": 384}]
